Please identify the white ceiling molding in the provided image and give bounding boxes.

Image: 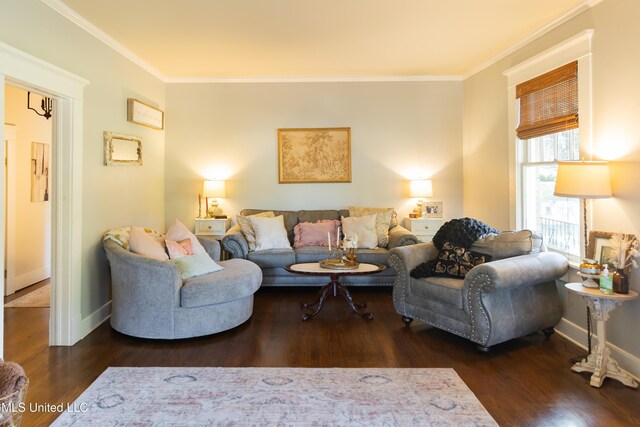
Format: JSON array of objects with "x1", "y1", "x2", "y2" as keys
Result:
[
  {"x1": 463, "y1": 0, "x2": 597, "y2": 79},
  {"x1": 40, "y1": 0, "x2": 168, "y2": 82},
  {"x1": 42, "y1": 0, "x2": 603, "y2": 83},
  {"x1": 165, "y1": 75, "x2": 464, "y2": 84}
]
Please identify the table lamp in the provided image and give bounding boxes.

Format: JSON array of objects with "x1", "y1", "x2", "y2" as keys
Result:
[
  {"x1": 409, "y1": 179, "x2": 433, "y2": 217},
  {"x1": 202, "y1": 179, "x2": 226, "y2": 218}
]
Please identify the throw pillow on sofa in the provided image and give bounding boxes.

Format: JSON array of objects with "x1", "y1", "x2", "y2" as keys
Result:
[
  {"x1": 341, "y1": 214, "x2": 378, "y2": 249},
  {"x1": 470, "y1": 230, "x2": 543, "y2": 260},
  {"x1": 250, "y1": 215, "x2": 291, "y2": 251},
  {"x1": 166, "y1": 219, "x2": 207, "y2": 255},
  {"x1": 171, "y1": 253, "x2": 223, "y2": 279},
  {"x1": 129, "y1": 226, "x2": 169, "y2": 261},
  {"x1": 293, "y1": 220, "x2": 341, "y2": 248},
  {"x1": 348, "y1": 206, "x2": 396, "y2": 247},
  {"x1": 237, "y1": 211, "x2": 276, "y2": 251},
  {"x1": 165, "y1": 238, "x2": 193, "y2": 259}
]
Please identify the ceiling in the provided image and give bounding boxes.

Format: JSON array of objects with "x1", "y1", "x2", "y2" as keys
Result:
[{"x1": 56, "y1": 0, "x2": 591, "y2": 81}]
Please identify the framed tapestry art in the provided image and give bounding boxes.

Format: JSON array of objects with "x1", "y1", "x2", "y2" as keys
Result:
[{"x1": 278, "y1": 127, "x2": 351, "y2": 183}]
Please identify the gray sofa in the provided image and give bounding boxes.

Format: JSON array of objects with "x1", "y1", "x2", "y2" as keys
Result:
[
  {"x1": 389, "y1": 239, "x2": 568, "y2": 351},
  {"x1": 104, "y1": 236, "x2": 262, "y2": 339},
  {"x1": 222, "y1": 209, "x2": 419, "y2": 286}
]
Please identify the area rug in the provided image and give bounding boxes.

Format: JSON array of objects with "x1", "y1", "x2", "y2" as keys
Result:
[
  {"x1": 4, "y1": 284, "x2": 49, "y2": 308},
  {"x1": 51, "y1": 367, "x2": 497, "y2": 426}
]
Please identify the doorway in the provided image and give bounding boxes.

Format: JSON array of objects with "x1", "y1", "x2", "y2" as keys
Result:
[{"x1": 4, "y1": 86, "x2": 53, "y2": 302}]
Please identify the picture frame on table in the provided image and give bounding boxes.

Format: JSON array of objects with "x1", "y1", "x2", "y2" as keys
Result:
[
  {"x1": 587, "y1": 230, "x2": 635, "y2": 273},
  {"x1": 425, "y1": 201, "x2": 443, "y2": 218},
  {"x1": 278, "y1": 127, "x2": 351, "y2": 183}
]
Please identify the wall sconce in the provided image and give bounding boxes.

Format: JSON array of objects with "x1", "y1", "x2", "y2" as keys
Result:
[
  {"x1": 200, "y1": 180, "x2": 226, "y2": 218},
  {"x1": 409, "y1": 179, "x2": 433, "y2": 217},
  {"x1": 27, "y1": 91, "x2": 53, "y2": 120}
]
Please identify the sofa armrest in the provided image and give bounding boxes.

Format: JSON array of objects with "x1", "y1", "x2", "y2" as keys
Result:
[
  {"x1": 464, "y1": 251, "x2": 568, "y2": 293},
  {"x1": 222, "y1": 224, "x2": 249, "y2": 259},
  {"x1": 387, "y1": 225, "x2": 420, "y2": 249},
  {"x1": 197, "y1": 236, "x2": 222, "y2": 262}
]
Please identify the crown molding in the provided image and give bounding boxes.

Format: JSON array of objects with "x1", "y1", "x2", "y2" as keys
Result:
[
  {"x1": 165, "y1": 75, "x2": 463, "y2": 84},
  {"x1": 40, "y1": 0, "x2": 167, "y2": 82},
  {"x1": 463, "y1": 0, "x2": 602, "y2": 79}
]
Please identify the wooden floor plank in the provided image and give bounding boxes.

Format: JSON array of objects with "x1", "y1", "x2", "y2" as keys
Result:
[{"x1": 4, "y1": 287, "x2": 640, "y2": 426}]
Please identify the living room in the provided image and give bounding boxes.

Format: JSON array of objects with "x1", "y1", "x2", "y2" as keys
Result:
[{"x1": 1, "y1": 0, "x2": 639, "y2": 425}]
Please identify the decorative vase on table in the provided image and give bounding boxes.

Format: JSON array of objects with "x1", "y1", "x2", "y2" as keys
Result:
[{"x1": 613, "y1": 269, "x2": 629, "y2": 294}]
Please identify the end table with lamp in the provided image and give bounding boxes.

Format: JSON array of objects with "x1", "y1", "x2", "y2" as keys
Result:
[{"x1": 565, "y1": 283, "x2": 638, "y2": 388}]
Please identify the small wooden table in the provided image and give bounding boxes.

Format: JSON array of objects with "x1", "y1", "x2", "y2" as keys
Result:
[
  {"x1": 285, "y1": 263, "x2": 386, "y2": 321},
  {"x1": 565, "y1": 282, "x2": 638, "y2": 388}
]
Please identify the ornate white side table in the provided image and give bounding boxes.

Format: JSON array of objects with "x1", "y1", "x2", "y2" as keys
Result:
[{"x1": 565, "y1": 282, "x2": 638, "y2": 388}]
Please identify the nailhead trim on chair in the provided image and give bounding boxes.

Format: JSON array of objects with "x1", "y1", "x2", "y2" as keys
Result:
[
  {"x1": 389, "y1": 253, "x2": 476, "y2": 342},
  {"x1": 466, "y1": 273, "x2": 491, "y2": 346}
]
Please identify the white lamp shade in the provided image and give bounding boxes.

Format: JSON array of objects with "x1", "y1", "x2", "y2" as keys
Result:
[
  {"x1": 409, "y1": 179, "x2": 433, "y2": 198},
  {"x1": 203, "y1": 180, "x2": 226, "y2": 198},
  {"x1": 554, "y1": 161, "x2": 612, "y2": 199}
]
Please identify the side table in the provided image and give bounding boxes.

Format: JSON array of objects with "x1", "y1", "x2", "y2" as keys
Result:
[
  {"x1": 565, "y1": 282, "x2": 638, "y2": 388},
  {"x1": 195, "y1": 218, "x2": 231, "y2": 260},
  {"x1": 403, "y1": 217, "x2": 444, "y2": 242}
]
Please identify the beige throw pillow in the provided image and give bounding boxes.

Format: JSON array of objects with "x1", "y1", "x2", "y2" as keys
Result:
[
  {"x1": 237, "y1": 211, "x2": 276, "y2": 251},
  {"x1": 341, "y1": 214, "x2": 378, "y2": 249},
  {"x1": 471, "y1": 230, "x2": 543, "y2": 260},
  {"x1": 249, "y1": 215, "x2": 291, "y2": 251},
  {"x1": 166, "y1": 219, "x2": 207, "y2": 255},
  {"x1": 348, "y1": 206, "x2": 396, "y2": 247}
]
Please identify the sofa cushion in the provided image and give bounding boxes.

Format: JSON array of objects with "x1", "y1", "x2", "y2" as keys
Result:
[
  {"x1": 237, "y1": 211, "x2": 275, "y2": 251},
  {"x1": 348, "y1": 248, "x2": 389, "y2": 266},
  {"x1": 293, "y1": 220, "x2": 340, "y2": 248},
  {"x1": 294, "y1": 246, "x2": 331, "y2": 263},
  {"x1": 181, "y1": 259, "x2": 261, "y2": 308},
  {"x1": 250, "y1": 215, "x2": 291, "y2": 251},
  {"x1": 410, "y1": 276, "x2": 465, "y2": 310},
  {"x1": 348, "y1": 206, "x2": 396, "y2": 247},
  {"x1": 342, "y1": 214, "x2": 378, "y2": 249},
  {"x1": 297, "y1": 210, "x2": 346, "y2": 223},
  {"x1": 471, "y1": 230, "x2": 543, "y2": 260},
  {"x1": 129, "y1": 226, "x2": 168, "y2": 261},
  {"x1": 248, "y1": 248, "x2": 296, "y2": 268},
  {"x1": 241, "y1": 209, "x2": 299, "y2": 244}
]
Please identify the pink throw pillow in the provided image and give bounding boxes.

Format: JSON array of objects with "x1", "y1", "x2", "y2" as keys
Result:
[
  {"x1": 293, "y1": 220, "x2": 340, "y2": 248},
  {"x1": 129, "y1": 226, "x2": 169, "y2": 261},
  {"x1": 165, "y1": 238, "x2": 193, "y2": 259},
  {"x1": 166, "y1": 219, "x2": 207, "y2": 255}
]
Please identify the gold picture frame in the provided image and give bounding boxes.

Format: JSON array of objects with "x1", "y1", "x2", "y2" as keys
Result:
[
  {"x1": 278, "y1": 127, "x2": 351, "y2": 183},
  {"x1": 587, "y1": 230, "x2": 636, "y2": 273},
  {"x1": 127, "y1": 98, "x2": 164, "y2": 130},
  {"x1": 103, "y1": 132, "x2": 143, "y2": 166}
]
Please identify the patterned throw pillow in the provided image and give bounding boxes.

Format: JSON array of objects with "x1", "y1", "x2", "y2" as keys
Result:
[
  {"x1": 165, "y1": 238, "x2": 194, "y2": 259},
  {"x1": 430, "y1": 242, "x2": 492, "y2": 279},
  {"x1": 237, "y1": 211, "x2": 276, "y2": 251}
]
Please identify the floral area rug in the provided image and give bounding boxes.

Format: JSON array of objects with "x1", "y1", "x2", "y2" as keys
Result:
[{"x1": 51, "y1": 367, "x2": 497, "y2": 426}]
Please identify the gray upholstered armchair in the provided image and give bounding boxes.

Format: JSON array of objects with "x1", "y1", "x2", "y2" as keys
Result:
[{"x1": 389, "y1": 238, "x2": 568, "y2": 351}]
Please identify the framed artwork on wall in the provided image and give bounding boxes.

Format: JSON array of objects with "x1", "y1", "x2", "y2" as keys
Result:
[
  {"x1": 31, "y1": 142, "x2": 50, "y2": 202},
  {"x1": 278, "y1": 127, "x2": 351, "y2": 183},
  {"x1": 127, "y1": 98, "x2": 164, "y2": 130},
  {"x1": 103, "y1": 132, "x2": 143, "y2": 166}
]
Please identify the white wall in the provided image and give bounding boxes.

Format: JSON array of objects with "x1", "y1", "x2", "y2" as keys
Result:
[
  {"x1": 165, "y1": 81, "x2": 463, "y2": 229},
  {"x1": 4, "y1": 85, "x2": 52, "y2": 292},
  {"x1": 463, "y1": 0, "x2": 640, "y2": 367},
  {"x1": 0, "y1": 0, "x2": 165, "y2": 319}
]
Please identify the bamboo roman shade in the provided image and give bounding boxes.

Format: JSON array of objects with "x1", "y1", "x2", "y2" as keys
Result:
[{"x1": 516, "y1": 61, "x2": 578, "y2": 140}]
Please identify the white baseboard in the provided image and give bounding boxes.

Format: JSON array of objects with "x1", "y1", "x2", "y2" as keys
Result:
[
  {"x1": 12, "y1": 267, "x2": 51, "y2": 292},
  {"x1": 555, "y1": 317, "x2": 640, "y2": 381},
  {"x1": 79, "y1": 301, "x2": 111, "y2": 339}
]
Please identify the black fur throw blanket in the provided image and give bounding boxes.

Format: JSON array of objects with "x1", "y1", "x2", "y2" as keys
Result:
[{"x1": 431, "y1": 217, "x2": 499, "y2": 250}]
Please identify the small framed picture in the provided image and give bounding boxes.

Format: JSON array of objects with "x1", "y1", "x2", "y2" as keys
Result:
[
  {"x1": 425, "y1": 201, "x2": 443, "y2": 218},
  {"x1": 587, "y1": 230, "x2": 635, "y2": 271}
]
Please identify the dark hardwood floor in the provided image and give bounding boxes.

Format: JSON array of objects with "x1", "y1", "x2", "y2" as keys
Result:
[{"x1": 4, "y1": 286, "x2": 640, "y2": 426}]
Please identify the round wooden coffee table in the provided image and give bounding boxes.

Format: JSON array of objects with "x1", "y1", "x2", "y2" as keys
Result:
[{"x1": 285, "y1": 262, "x2": 386, "y2": 321}]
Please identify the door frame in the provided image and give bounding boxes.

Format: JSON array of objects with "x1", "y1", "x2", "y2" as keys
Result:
[
  {"x1": 3, "y1": 123, "x2": 16, "y2": 296},
  {"x1": 0, "y1": 42, "x2": 88, "y2": 352}
]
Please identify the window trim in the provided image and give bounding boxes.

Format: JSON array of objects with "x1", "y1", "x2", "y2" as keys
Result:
[{"x1": 504, "y1": 30, "x2": 593, "y2": 258}]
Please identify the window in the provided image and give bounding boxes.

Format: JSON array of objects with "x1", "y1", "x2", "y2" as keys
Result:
[{"x1": 516, "y1": 61, "x2": 580, "y2": 259}]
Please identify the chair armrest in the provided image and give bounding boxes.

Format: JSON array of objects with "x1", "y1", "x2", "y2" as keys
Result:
[
  {"x1": 387, "y1": 225, "x2": 420, "y2": 249},
  {"x1": 464, "y1": 251, "x2": 568, "y2": 293},
  {"x1": 222, "y1": 224, "x2": 249, "y2": 259},
  {"x1": 196, "y1": 236, "x2": 222, "y2": 262}
]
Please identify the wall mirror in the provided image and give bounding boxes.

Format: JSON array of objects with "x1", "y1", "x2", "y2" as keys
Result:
[{"x1": 103, "y1": 131, "x2": 142, "y2": 166}]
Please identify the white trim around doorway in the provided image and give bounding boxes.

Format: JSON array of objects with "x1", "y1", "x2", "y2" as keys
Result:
[{"x1": 0, "y1": 42, "x2": 88, "y2": 350}]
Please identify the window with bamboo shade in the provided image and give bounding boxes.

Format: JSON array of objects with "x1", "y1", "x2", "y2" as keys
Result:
[{"x1": 515, "y1": 61, "x2": 578, "y2": 140}]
